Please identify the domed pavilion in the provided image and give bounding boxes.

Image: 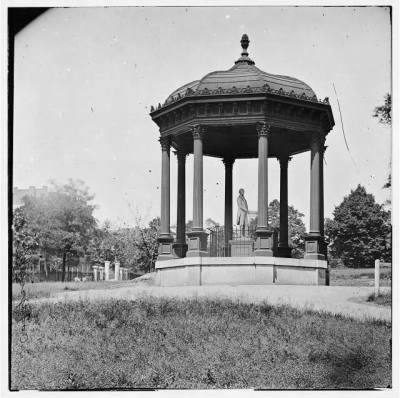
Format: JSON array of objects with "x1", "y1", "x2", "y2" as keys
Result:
[{"x1": 149, "y1": 34, "x2": 335, "y2": 286}]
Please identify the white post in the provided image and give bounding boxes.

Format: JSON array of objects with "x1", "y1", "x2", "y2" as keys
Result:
[
  {"x1": 93, "y1": 266, "x2": 98, "y2": 281},
  {"x1": 115, "y1": 262, "x2": 120, "y2": 281},
  {"x1": 104, "y1": 261, "x2": 110, "y2": 281},
  {"x1": 375, "y1": 259, "x2": 380, "y2": 297}
]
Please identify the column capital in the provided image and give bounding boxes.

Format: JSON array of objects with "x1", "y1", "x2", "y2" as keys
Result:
[
  {"x1": 278, "y1": 155, "x2": 292, "y2": 167},
  {"x1": 159, "y1": 135, "x2": 171, "y2": 151},
  {"x1": 222, "y1": 157, "x2": 235, "y2": 168},
  {"x1": 173, "y1": 149, "x2": 187, "y2": 161},
  {"x1": 256, "y1": 121, "x2": 271, "y2": 137},
  {"x1": 310, "y1": 131, "x2": 325, "y2": 147},
  {"x1": 191, "y1": 125, "x2": 207, "y2": 140}
]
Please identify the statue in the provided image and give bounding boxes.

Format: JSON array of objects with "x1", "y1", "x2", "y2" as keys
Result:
[{"x1": 236, "y1": 188, "x2": 249, "y2": 237}]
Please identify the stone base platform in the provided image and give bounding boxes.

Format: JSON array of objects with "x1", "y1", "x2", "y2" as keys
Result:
[{"x1": 155, "y1": 257, "x2": 328, "y2": 287}]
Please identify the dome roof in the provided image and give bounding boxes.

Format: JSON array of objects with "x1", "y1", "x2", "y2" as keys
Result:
[{"x1": 164, "y1": 34, "x2": 317, "y2": 105}]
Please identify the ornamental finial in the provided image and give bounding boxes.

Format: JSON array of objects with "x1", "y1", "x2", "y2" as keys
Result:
[
  {"x1": 241, "y1": 34, "x2": 249, "y2": 54},
  {"x1": 235, "y1": 33, "x2": 255, "y2": 65}
]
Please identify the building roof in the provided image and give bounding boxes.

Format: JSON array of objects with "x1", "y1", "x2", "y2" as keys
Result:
[{"x1": 164, "y1": 34, "x2": 316, "y2": 105}]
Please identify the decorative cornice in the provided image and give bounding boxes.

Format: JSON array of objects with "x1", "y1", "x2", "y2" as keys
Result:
[
  {"x1": 150, "y1": 85, "x2": 331, "y2": 114},
  {"x1": 159, "y1": 136, "x2": 171, "y2": 151},
  {"x1": 191, "y1": 125, "x2": 207, "y2": 140},
  {"x1": 256, "y1": 121, "x2": 271, "y2": 137}
]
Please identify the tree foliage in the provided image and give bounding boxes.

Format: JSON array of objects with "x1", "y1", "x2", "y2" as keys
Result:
[
  {"x1": 373, "y1": 93, "x2": 391, "y2": 126},
  {"x1": 268, "y1": 199, "x2": 307, "y2": 258},
  {"x1": 12, "y1": 208, "x2": 39, "y2": 283},
  {"x1": 249, "y1": 199, "x2": 307, "y2": 258},
  {"x1": 15, "y1": 179, "x2": 98, "y2": 281},
  {"x1": 132, "y1": 217, "x2": 160, "y2": 273},
  {"x1": 373, "y1": 93, "x2": 392, "y2": 191},
  {"x1": 325, "y1": 185, "x2": 391, "y2": 268}
]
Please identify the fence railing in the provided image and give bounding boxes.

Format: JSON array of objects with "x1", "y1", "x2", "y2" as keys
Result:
[{"x1": 207, "y1": 225, "x2": 277, "y2": 257}]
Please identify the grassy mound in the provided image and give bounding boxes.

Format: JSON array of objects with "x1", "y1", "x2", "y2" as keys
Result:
[{"x1": 11, "y1": 297, "x2": 391, "y2": 390}]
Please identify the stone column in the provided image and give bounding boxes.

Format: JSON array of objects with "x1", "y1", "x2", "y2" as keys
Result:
[
  {"x1": 157, "y1": 136, "x2": 175, "y2": 260},
  {"x1": 223, "y1": 157, "x2": 235, "y2": 256},
  {"x1": 173, "y1": 150, "x2": 188, "y2": 258},
  {"x1": 320, "y1": 146, "x2": 327, "y2": 238},
  {"x1": 277, "y1": 155, "x2": 292, "y2": 258},
  {"x1": 254, "y1": 122, "x2": 273, "y2": 256},
  {"x1": 187, "y1": 125, "x2": 208, "y2": 257},
  {"x1": 305, "y1": 132, "x2": 326, "y2": 260},
  {"x1": 104, "y1": 261, "x2": 110, "y2": 281},
  {"x1": 192, "y1": 126, "x2": 204, "y2": 231},
  {"x1": 114, "y1": 261, "x2": 120, "y2": 281}
]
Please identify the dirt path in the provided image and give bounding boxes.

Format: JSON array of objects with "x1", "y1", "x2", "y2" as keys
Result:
[{"x1": 37, "y1": 282, "x2": 391, "y2": 322}]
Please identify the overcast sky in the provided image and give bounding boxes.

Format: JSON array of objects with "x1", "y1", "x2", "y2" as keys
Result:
[{"x1": 13, "y1": 6, "x2": 392, "y2": 229}]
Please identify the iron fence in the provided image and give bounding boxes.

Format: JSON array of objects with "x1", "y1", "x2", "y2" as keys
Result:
[{"x1": 208, "y1": 225, "x2": 277, "y2": 257}]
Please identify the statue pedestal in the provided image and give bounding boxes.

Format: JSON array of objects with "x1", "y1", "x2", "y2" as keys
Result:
[{"x1": 230, "y1": 238, "x2": 254, "y2": 257}]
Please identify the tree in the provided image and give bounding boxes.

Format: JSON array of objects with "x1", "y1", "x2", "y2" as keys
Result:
[
  {"x1": 12, "y1": 207, "x2": 39, "y2": 283},
  {"x1": 249, "y1": 199, "x2": 307, "y2": 258},
  {"x1": 133, "y1": 217, "x2": 160, "y2": 273},
  {"x1": 373, "y1": 93, "x2": 392, "y2": 191},
  {"x1": 18, "y1": 179, "x2": 98, "y2": 281},
  {"x1": 185, "y1": 220, "x2": 193, "y2": 232},
  {"x1": 267, "y1": 199, "x2": 307, "y2": 258},
  {"x1": 325, "y1": 185, "x2": 391, "y2": 268},
  {"x1": 373, "y1": 93, "x2": 391, "y2": 126},
  {"x1": 205, "y1": 218, "x2": 220, "y2": 229}
]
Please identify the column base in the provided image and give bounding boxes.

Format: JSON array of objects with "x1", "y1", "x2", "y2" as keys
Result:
[
  {"x1": 172, "y1": 242, "x2": 188, "y2": 258},
  {"x1": 157, "y1": 235, "x2": 175, "y2": 261},
  {"x1": 230, "y1": 238, "x2": 254, "y2": 257},
  {"x1": 254, "y1": 228, "x2": 273, "y2": 257},
  {"x1": 186, "y1": 230, "x2": 209, "y2": 257},
  {"x1": 277, "y1": 245, "x2": 292, "y2": 258},
  {"x1": 304, "y1": 235, "x2": 327, "y2": 260}
]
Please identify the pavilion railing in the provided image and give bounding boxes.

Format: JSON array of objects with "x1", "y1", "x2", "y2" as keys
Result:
[{"x1": 207, "y1": 225, "x2": 262, "y2": 257}]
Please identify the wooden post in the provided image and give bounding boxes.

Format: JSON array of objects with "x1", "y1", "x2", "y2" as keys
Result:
[{"x1": 375, "y1": 259, "x2": 380, "y2": 297}]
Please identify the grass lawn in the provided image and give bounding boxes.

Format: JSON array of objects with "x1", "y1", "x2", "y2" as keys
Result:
[
  {"x1": 330, "y1": 267, "x2": 391, "y2": 287},
  {"x1": 367, "y1": 292, "x2": 392, "y2": 306},
  {"x1": 11, "y1": 278, "x2": 151, "y2": 302},
  {"x1": 11, "y1": 297, "x2": 392, "y2": 390}
]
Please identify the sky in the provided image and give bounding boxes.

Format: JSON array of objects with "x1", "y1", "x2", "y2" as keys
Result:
[{"x1": 13, "y1": 6, "x2": 392, "y2": 229}]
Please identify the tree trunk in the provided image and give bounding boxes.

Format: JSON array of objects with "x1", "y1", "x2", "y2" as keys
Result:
[
  {"x1": 62, "y1": 251, "x2": 66, "y2": 282},
  {"x1": 67, "y1": 253, "x2": 70, "y2": 281}
]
